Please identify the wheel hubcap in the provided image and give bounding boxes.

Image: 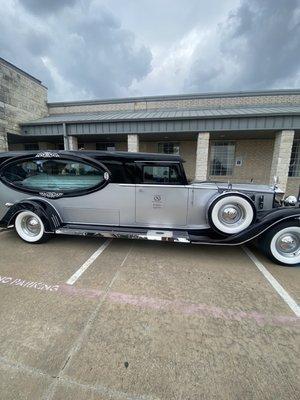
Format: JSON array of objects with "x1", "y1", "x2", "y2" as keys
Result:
[
  {"x1": 219, "y1": 204, "x2": 244, "y2": 226},
  {"x1": 21, "y1": 216, "x2": 41, "y2": 237},
  {"x1": 276, "y1": 232, "x2": 300, "y2": 257}
]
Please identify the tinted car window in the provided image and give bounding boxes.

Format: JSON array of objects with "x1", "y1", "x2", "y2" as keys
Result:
[
  {"x1": 1, "y1": 159, "x2": 105, "y2": 192},
  {"x1": 142, "y1": 164, "x2": 182, "y2": 184}
]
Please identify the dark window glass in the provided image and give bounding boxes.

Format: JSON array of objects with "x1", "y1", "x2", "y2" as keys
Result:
[
  {"x1": 142, "y1": 164, "x2": 181, "y2": 184},
  {"x1": 289, "y1": 139, "x2": 300, "y2": 177},
  {"x1": 24, "y1": 143, "x2": 39, "y2": 151},
  {"x1": 158, "y1": 142, "x2": 180, "y2": 154},
  {"x1": 1, "y1": 159, "x2": 105, "y2": 192}
]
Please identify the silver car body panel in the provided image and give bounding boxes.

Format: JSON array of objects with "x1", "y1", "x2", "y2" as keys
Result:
[{"x1": 0, "y1": 178, "x2": 277, "y2": 230}]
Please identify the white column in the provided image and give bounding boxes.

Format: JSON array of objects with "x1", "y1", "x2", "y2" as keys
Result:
[
  {"x1": 269, "y1": 130, "x2": 294, "y2": 191},
  {"x1": 68, "y1": 136, "x2": 78, "y2": 151},
  {"x1": 127, "y1": 134, "x2": 139, "y2": 152},
  {"x1": 195, "y1": 132, "x2": 210, "y2": 181}
]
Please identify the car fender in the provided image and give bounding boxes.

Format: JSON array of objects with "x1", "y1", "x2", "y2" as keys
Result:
[
  {"x1": 221, "y1": 207, "x2": 300, "y2": 244},
  {"x1": 0, "y1": 199, "x2": 62, "y2": 232}
]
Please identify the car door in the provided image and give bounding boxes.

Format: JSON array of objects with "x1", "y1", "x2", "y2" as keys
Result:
[{"x1": 135, "y1": 162, "x2": 189, "y2": 227}]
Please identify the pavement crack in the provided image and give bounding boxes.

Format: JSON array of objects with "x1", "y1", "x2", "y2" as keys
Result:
[{"x1": 42, "y1": 244, "x2": 133, "y2": 400}]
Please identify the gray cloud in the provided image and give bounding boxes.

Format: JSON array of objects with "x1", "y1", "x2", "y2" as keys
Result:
[
  {"x1": 186, "y1": 0, "x2": 300, "y2": 92},
  {"x1": 19, "y1": 0, "x2": 78, "y2": 15},
  {"x1": 0, "y1": 0, "x2": 299, "y2": 100},
  {"x1": 0, "y1": 0, "x2": 152, "y2": 100}
]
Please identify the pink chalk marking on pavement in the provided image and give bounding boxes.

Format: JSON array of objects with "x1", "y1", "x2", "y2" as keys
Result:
[
  {"x1": 106, "y1": 291, "x2": 300, "y2": 328},
  {"x1": 1, "y1": 275, "x2": 299, "y2": 328},
  {"x1": 59, "y1": 284, "x2": 103, "y2": 300}
]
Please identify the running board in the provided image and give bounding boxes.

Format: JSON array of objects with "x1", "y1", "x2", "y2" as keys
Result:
[{"x1": 55, "y1": 226, "x2": 190, "y2": 243}]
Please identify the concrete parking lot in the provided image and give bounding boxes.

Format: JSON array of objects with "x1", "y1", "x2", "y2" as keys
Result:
[{"x1": 0, "y1": 229, "x2": 299, "y2": 400}]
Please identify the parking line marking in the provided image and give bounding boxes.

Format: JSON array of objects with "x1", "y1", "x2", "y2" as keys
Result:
[
  {"x1": 243, "y1": 246, "x2": 300, "y2": 317},
  {"x1": 66, "y1": 239, "x2": 112, "y2": 285},
  {"x1": 44, "y1": 245, "x2": 133, "y2": 400}
]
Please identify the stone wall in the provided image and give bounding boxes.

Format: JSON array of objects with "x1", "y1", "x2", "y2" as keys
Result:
[
  {"x1": 269, "y1": 130, "x2": 294, "y2": 192},
  {"x1": 286, "y1": 177, "x2": 300, "y2": 196},
  {"x1": 48, "y1": 92, "x2": 300, "y2": 115},
  {"x1": 0, "y1": 58, "x2": 48, "y2": 151}
]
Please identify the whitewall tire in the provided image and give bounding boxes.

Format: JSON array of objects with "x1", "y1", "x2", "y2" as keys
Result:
[
  {"x1": 208, "y1": 194, "x2": 255, "y2": 234},
  {"x1": 15, "y1": 211, "x2": 48, "y2": 243},
  {"x1": 262, "y1": 222, "x2": 300, "y2": 266}
]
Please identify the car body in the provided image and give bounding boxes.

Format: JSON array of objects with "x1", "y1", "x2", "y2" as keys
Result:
[{"x1": 0, "y1": 150, "x2": 299, "y2": 266}]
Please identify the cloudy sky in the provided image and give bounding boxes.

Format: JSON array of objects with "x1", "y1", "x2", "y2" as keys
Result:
[{"x1": 1, "y1": 0, "x2": 299, "y2": 101}]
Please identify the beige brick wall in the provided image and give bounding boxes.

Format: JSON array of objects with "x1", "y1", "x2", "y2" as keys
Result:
[
  {"x1": 208, "y1": 138, "x2": 274, "y2": 184},
  {"x1": 79, "y1": 142, "x2": 127, "y2": 151},
  {"x1": 48, "y1": 93, "x2": 300, "y2": 115},
  {"x1": 286, "y1": 178, "x2": 300, "y2": 196},
  {"x1": 8, "y1": 143, "x2": 24, "y2": 151},
  {"x1": 0, "y1": 59, "x2": 48, "y2": 151}
]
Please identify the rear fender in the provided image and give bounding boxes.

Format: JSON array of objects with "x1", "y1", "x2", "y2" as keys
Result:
[{"x1": 0, "y1": 200, "x2": 62, "y2": 232}]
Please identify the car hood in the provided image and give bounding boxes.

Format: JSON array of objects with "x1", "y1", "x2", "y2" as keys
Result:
[{"x1": 191, "y1": 181, "x2": 283, "y2": 194}]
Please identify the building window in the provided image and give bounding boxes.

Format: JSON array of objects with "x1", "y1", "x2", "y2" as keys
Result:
[
  {"x1": 96, "y1": 142, "x2": 116, "y2": 151},
  {"x1": 158, "y1": 142, "x2": 180, "y2": 155},
  {"x1": 24, "y1": 143, "x2": 39, "y2": 151},
  {"x1": 289, "y1": 139, "x2": 300, "y2": 177},
  {"x1": 210, "y1": 141, "x2": 235, "y2": 176}
]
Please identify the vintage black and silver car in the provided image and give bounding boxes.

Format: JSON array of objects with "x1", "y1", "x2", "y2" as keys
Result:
[{"x1": 0, "y1": 150, "x2": 300, "y2": 266}]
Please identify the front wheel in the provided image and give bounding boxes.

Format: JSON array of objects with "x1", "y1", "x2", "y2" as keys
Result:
[
  {"x1": 15, "y1": 211, "x2": 49, "y2": 244},
  {"x1": 261, "y1": 221, "x2": 300, "y2": 266}
]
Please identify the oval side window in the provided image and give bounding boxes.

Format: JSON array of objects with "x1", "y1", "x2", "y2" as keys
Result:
[{"x1": 0, "y1": 157, "x2": 108, "y2": 197}]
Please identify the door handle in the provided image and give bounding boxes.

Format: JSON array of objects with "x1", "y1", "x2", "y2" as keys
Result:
[{"x1": 138, "y1": 188, "x2": 144, "y2": 193}]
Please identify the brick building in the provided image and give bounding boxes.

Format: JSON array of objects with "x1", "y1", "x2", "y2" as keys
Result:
[{"x1": 1, "y1": 57, "x2": 300, "y2": 194}]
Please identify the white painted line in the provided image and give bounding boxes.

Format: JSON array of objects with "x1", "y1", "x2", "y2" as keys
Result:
[
  {"x1": 66, "y1": 239, "x2": 112, "y2": 285},
  {"x1": 243, "y1": 246, "x2": 300, "y2": 317}
]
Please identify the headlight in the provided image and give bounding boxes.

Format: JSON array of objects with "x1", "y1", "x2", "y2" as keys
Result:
[{"x1": 284, "y1": 195, "x2": 297, "y2": 206}]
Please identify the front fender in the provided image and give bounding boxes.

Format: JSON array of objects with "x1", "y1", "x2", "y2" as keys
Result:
[
  {"x1": 221, "y1": 207, "x2": 300, "y2": 244},
  {"x1": 0, "y1": 200, "x2": 62, "y2": 232}
]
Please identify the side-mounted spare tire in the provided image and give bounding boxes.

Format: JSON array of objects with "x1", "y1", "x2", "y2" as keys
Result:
[{"x1": 208, "y1": 192, "x2": 256, "y2": 235}]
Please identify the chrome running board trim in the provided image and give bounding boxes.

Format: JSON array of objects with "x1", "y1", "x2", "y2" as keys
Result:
[{"x1": 55, "y1": 227, "x2": 190, "y2": 243}]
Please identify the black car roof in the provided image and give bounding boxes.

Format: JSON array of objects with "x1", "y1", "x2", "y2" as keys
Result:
[{"x1": 0, "y1": 150, "x2": 184, "y2": 163}]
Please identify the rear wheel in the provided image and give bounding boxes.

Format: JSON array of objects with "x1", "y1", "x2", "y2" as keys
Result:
[
  {"x1": 261, "y1": 221, "x2": 300, "y2": 266},
  {"x1": 15, "y1": 211, "x2": 49, "y2": 244}
]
